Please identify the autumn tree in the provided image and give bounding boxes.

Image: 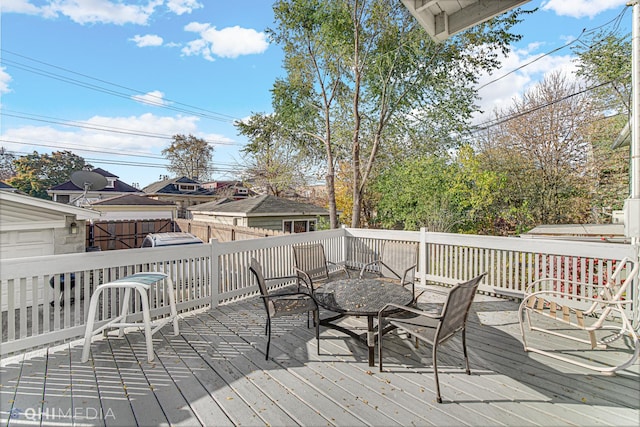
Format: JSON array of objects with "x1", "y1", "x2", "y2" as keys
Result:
[
  {"x1": 236, "y1": 113, "x2": 310, "y2": 196},
  {"x1": 7, "y1": 150, "x2": 90, "y2": 199},
  {"x1": 162, "y1": 134, "x2": 214, "y2": 181},
  {"x1": 478, "y1": 71, "x2": 598, "y2": 225}
]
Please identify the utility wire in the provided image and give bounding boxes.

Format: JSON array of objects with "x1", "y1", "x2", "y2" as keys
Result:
[{"x1": 0, "y1": 49, "x2": 240, "y2": 123}]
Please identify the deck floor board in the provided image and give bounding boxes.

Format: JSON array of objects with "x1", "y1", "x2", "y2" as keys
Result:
[{"x1": 1, "y1": 290, "x2": 638, "y2": 427}]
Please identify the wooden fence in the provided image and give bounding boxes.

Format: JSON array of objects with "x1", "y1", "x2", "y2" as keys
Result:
[{"x1": 175, "y1": 219, "x2": 286, "y2": 242}]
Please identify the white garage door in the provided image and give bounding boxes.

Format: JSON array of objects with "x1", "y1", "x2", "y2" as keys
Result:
[{"x1": 0, "y1": 228, "x2": 55, "y2": 259}]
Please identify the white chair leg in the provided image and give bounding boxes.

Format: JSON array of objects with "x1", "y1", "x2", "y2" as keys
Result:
[
  {"x1": 165, "y1": 278, "x2": 179, "y2": 335},
  {"x1": 137, "y1": 286, "x2": 155, "y2": 362},
  {"x1": 118, "y1": 287, "x2": 132, "y2": 338},
  {"x1": 81, "y1": 286, "x2": 103, "y2": 363}
]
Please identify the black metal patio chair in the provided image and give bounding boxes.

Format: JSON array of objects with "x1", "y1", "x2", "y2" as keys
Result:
[
  {"x1": 249, "y1": 258, "x2": 320, "y2": 360},
  {"x1": 359, "y1": 240, "x2": 418, "y2": 302},
  {"x1": 377, "y1": 273, "x2": 486, "y2": 403},
  {"x1": 292, "y1": 243, "x2": 350, "y2": 291}
]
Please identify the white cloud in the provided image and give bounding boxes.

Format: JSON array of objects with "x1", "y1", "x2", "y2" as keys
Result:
[
  {"x1": 1, "y1": 113, "x2": 208, "y2": 153},
  {"x1": 130, "y1": 34, "x2": 163, "y2": 47},
  {"x1": 182, "y1": 23, "x2": 269, "y2": 61},
  {"x1": 473, "y1": 46, "x2": 578, "y2": 124},
  {"x1": 2, "y1": 113, "x2": 236, "y2": 155},
  {"x1": 1, "y1": 0, "x2": 41, "y2": 14},
  {"x1": 166, "y1": 0, "x2": 202, "y2": 15},
  {"x1": 132, "y1": 90, "x2": 169, "y2": 106},
  {"x1": 541, "y1": 0, "x2": 628, "y2": 19},
  {"x1": 3, "y1": 0, "x2": 163, "y2": 25},
  {"x1": 0, "y1": 67, "x2": 13, "y2": 94}
]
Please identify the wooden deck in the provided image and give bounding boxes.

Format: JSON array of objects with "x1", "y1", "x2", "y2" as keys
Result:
[{"x1": 1, "y1": 288, "x2": 638, "y2": 426}]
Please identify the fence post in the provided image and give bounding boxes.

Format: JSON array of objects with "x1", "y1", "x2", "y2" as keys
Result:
[{"x1": 210, "y1": 238, "x2": 220, "y2": 308}]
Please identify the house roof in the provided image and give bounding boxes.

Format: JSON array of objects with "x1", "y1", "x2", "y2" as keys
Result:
[
  {"x1": 0, "y1": 190, "x2": 101, "y2": 220},
  {"x1": 189, "y1": 194, "x2": 329, "y2": 217},
  {"x1": 0, "y1": 181, "x2": 18, "y2": 192},
  {"x1": 49, "y1": 168, "x2": 140, "y2": 193},
  {"x1": 89, "y1": 194, "x2": 176, "y2": 206},
  {"x1": 522, "y1": 224, "x2": 626, "y2": 243},
  {"x1": 142, "y1": 176, "x2": 216, "y2": 196}
]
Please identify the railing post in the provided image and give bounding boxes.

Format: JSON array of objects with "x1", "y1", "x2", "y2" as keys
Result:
[
  {"x1": 341, "y1": 225, "x2": 349, "y2": 267},
  {"x1": 210, "y1": 238, "x2": 220, "y2": 308},
  {"x1": 420, "y1": 228, "x2": 427, "y2": 288}
]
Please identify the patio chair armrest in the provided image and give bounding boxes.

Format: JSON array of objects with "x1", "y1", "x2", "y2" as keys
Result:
[
  {"x1": 262, "y1": 291, "x2": 317, "y2": 300},
  {"x1": 293, "y1": 268, "x2": 316, "y2": 290},
  {"x1": 400, "y1": 264, "x2": 417, "y2": 285},
  {"x1": 359, "y1": 260, "x2": 379, "y2": 278},
  {"x1": 377, "y1": 302, "x2": 442, "y2": 319},
  {"x1": 523, "y1": 290, "x2": 633, "y2": 306},
  {"x1": 327, "y1": 261, "x2": 351, "y2": 278}
]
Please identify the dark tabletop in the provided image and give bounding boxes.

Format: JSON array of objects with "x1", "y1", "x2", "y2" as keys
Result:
[{"x1": 314, "y1": 278, "x2": 413, "y2": 316}]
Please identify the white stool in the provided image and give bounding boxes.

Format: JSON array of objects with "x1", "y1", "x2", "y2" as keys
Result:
[{"x1": 81, "y1": 272, "x2": 179, "y2": 363}]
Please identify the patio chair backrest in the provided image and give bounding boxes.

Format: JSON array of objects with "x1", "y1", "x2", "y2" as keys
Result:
[
  {"x1": 379, "y1": 241, "x2": 417, "y2": 283},
  {"x1": 249, "y1": 258, "x2": 271, "y2": 312},
  {"x1": 436, "y1": 274, "x2": 485, "y2": 343},
  {"x1": 293, "y1": 243, "x2": 330, "y2": 282}
]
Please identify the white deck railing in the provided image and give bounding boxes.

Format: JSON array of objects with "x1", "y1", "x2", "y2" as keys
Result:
[{"x1": 2, "y1": 227, "x2": 638, "y2": 357}]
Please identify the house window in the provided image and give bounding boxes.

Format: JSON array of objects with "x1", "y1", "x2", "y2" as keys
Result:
[
  {"x1": 283, "y1": 219, "x2": 316, "y2": 233},
  {"x1": 179, "y1": 184, "x2": 196, "y2": 191},
  {"x1": 57, "y1": 195, "x2": 70, "y2": 204},
  {"x1": 106, "y1": 178, "x2": 116, "y2": 188}
]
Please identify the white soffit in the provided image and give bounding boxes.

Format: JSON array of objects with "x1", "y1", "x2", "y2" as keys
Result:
[{"x1": 401, "y1": 0, "x2": 531, "y2": 42}]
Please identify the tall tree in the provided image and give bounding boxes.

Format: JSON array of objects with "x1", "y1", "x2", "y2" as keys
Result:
[
  {"x1": 268, "y1": 0, "x2": 528, "y2": 228},
  {"x1": 573, "y1": 30, "x2": 631, "y2": 218},
  {"x1": 7, "y1": 150, "x2": 89, "y2": 199},
  {"x1": 162, "y1": 134, "x2": 214, "y2": 181},
  {"x1": 236, "y1": 113, "x2": 310, "y2": 196},
  {"x1": 479, "y1": 71, "x2": 597, "y2": 225}
]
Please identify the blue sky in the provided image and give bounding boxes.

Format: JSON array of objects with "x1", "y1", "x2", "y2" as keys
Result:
[{"x1": 0, "y1": 0, "x2": 633, "y2": 189}]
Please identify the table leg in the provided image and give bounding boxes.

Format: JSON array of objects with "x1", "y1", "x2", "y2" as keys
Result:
[{"x1": 367, "y1": 316, "x2": 375, "y2": 366}]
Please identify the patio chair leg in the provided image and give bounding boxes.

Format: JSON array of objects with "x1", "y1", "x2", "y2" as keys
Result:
[
  {"x1": 314, "y1": 310, "x2": 320, "y2": 355},
  {"x1": 81, "y1": 286, "x2": 104, "y2": 363},
  {"x1": 265, "y1": 319, "x2": 271, "y2": 360},
  {"x1": 137, "y1": 287, "x2": 155, "y2": 363},
  {"x1": 462, "y1": 329, "x2": 471, "y2": 375},
  {"x1": 118, "y1": 287, "x2": 132, "y2": 338},
  {"x1": 433, "y1": 345, "x2": 442, "y2": 404}
]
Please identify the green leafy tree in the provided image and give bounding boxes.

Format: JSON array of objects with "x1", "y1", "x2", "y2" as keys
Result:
[
  {"x1": 371, "y1": 155, "x2": 467, "y2": 232},
  {"x1": 268, "y1": 0, "x2": 529, "y2": 228},
  {"x1": 573, "y1": 30, "x2": 631, "y2": 218},
  {"x1": 7, "y1": 150, "x2": 89, "y2": 199},
  {"x1": 162, "y1": 134, "x2": 214, "y2": 181}
]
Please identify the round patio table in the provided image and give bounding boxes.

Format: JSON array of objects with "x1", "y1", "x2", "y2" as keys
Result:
[{"x1": 313, "y1": 277, "x2": 413, "y2": 366}]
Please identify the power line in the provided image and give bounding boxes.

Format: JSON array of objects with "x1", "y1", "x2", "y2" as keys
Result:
[
  {"x1": 0, "y1": 109, "x2": 241, "y2": 146},
  {"x1": 0, "y1": 49, "x2": 240, "y2": 123}
]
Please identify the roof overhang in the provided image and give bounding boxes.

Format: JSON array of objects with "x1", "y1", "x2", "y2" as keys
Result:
[
  {"x1": 401, "y1": 0, "x2": 530, "y2": 42},
  {"x1": 0, "y1": 191, "x2": 102, "y2": 220}
]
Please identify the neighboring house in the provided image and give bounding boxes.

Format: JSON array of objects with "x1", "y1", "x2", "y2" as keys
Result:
[
  {"x1": 0, "y1": 190, "x2": 101, "y2": 259},
  {"x1": 142, "y1": 176, "x2": 218, "y2": 218},
  {"x1": 200, "y1": 180, "x2": 251, "y2": 199},
  {"x1": 522, "y1": 224, "x2": 626, "y2": 243},
  {"x1": 48, "y1": 167, "x2": 142, "y2": 205},
  {"x1": 188, "y1": 194, "x2": 329, "y2": 233},
  {"x1": 0, "y1": 182, "x2": 18, "y2": 192},
  {"x1": 89, "y1": 194, "x2": 177, "y2": 221}
]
